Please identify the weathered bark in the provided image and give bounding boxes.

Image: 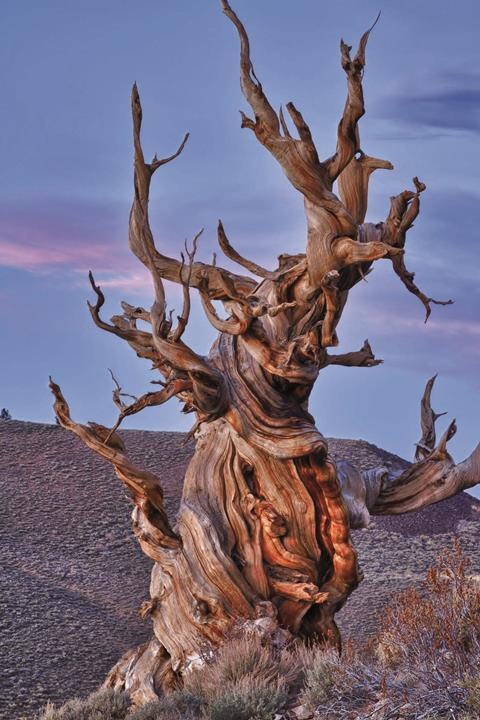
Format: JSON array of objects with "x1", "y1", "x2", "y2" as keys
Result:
[{"x1": 49, "y1": 0, "x2": 477, "y2": 705}]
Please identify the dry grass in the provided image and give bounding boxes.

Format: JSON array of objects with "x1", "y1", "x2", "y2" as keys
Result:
[
  {"x1": 182, "y1": 632, "x2": 295, "y2": 719},
  {"x1": 38, "y1": 689, "x2": 130, "y2": 720}
]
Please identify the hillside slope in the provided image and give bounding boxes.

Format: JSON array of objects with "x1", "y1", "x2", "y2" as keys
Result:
[{"x1": 1, "y1": 420, "x2": 479, "y2": 719}]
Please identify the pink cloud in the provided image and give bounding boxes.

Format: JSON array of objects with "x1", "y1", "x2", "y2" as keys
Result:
[
  {"x1": 0, "y1": 205, "x2": 184, "y2": 295},
  {"x1": 0, "y1": 202, "x2": 131, "y2": 274},
  {"x1": 93, "y1": 271, "x2": 153, "y2": 293},
  {"x1": 0, "y1": 238, "x2": 109, "y2": 270}
]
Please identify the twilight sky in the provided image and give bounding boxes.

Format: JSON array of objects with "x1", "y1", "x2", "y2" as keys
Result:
[{"x1": 1, "y1": 0, "x2": 479, "y2": 470}]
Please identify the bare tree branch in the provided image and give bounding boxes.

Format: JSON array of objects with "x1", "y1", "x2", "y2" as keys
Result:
[
  {"x1": 337, "y1": 150, "x2": 393, "y2": 225},
  {"x1": 324, "y1": 12, "x2": 381, "y2": 182},
  {"x1": 49, "y1": 378, "x2": 181, "y2": 551},
  {"x1": 327, "y1": 339, "x2": 383, "y2": 367},
  {"x1": 381, "y1": 178, "x2": 454, "y2": 321},
  {"x1": 104, "y1": 369, "x2": 191, "y2": 445},
  {"x1": 222, "y1": 0, "x2": 403, "y2": 290},
  {"x1": 129, "y1": 82, "x2": 255, "y2": 299},
  {"x1": 217, "y1": 220, "x2": 276, "y2": 279},
  {"x1": 414, "y1": 374, "x2": 448, "y2": 462},
  {"x1": 171, "y1": 228, "x2": 203, "y2": 343}
]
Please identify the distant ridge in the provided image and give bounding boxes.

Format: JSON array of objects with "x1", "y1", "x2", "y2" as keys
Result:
[{"x1": 1, "y1": 420, "x2": 479, "y2": 719}]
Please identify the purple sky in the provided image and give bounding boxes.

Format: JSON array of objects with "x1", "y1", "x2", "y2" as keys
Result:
[{"x1": 1, "y1": 1, "x2": 479, "y2": 475}]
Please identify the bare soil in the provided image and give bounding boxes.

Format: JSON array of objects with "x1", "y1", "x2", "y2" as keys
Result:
[{"x1": 1, "y1": 419, "x2": 478, "y2": 719}]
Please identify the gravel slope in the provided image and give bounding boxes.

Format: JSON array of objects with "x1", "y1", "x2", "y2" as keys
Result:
[{"x1": 1, "y1": 420, "x2": 478, "y2": 719}]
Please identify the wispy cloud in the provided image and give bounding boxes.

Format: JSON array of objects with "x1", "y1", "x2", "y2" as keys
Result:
[
  {"x1": 363, "y1": 309, "x2": 480, "y2": 342},
  {"x1": 0, "y1": 201, "x2": 128, "y2": 273},
  {"x1": 85, "y1": 270, "x2": 153, "y2": 294},
  {"x1": 0, "y1": 238, "x2": 110, "y2": 271},
  {"x1": 374, "y1": 70, "x2": 480, "y2": 135}
]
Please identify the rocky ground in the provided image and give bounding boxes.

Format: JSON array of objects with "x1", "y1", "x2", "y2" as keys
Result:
[{"x1": 1, "y1": 419, "x2": 479, "y2": 719}]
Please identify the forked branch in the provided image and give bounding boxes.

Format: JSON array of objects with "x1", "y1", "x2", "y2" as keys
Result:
[
  {"x1": 105, "y1": 369, "x2": 191, "y2": 444},
  {"x1": 324, "y1": 12, "x2": 381, "y2": 182},
  {"x1": 380, "y1": 179, "x2": 454, "y2": 321},
  {"x1": 49, "y1": 378, "x2": 181, "y2": 552},
  {"x1": 129, "y1": 82, "x2": 255, "y2": 299},
  {"x1": 222, "y1": 0, "x2": 406, "y2": 289},
  {"x1": 414, "y1": 374, "x2": 447, "y2": 462},
  {"x1": 339, "y1": 378, "x2": 480, "y2": 527}
]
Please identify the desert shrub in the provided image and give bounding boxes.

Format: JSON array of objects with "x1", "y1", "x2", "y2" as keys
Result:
[
  {"x1": 298, "y1": 542, "x2": 480, "y2": 719},
  {"x1": 37, "y1": 543, "x2": 480, "y2": 720},
  {"x1": 377, "y1": 540, "x2": 480, "y2": 671},
  {"x1": 300, "y1": 647, "x2": 338, "y2": 709},
  {"x1": 299, "y1": 647, "x2": 384, "y2": 717},
  {"x1": 462, "y1": 672, "x2": 480, "y2": 714},
  {"x1": 38, "y1": 689, "x2": 130, "y2": 720},
  {"x1": 127, "y1": 691, "x2": 202, "y2": 719},
  {"x1": 183, "y1": 632, "x2": 294, "y2": 700},
  {"x1": 206, "y1": 678, "x2": 287, "y2": 720},
  {"x1": 183, "y1": 633, "x2": 291, "y2": 719},
  {"x1": 372, "y1": 539, "x2": 480, "y2": 718}
]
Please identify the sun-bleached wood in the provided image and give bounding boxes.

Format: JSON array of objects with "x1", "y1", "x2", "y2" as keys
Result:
[{"x1": 50, "y1": 1, "x2": 476, "y2": 705}]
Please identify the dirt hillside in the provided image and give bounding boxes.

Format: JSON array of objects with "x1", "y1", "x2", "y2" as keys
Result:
[{"x1": 1, "y1": 420, "x2": 479, "y2": 719}]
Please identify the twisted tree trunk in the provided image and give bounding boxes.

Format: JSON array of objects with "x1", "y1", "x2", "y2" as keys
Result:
[{"x1": 49, "y1": 1, "x2": 478, "y2": 705}]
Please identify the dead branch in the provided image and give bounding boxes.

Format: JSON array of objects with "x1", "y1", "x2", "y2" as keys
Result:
[
  {"x1": 381, "y1": 179, "x2": 454, "y2": 321},
  {"x1": 171, "y1": 228, "x2": 203, "y2": 343},
  {"x1": 324, "y1": 12, "x2": 381, "y2": 182},
  {"x1": 217, "y1": 220, "x2": 276, "y2": 279},
  {"x1": 320, "y1": 270, "x2": 340, "y2": 347},
  {"x1": 129, "y1": 82, "x2": 255, "y2": 299},
  {"x1": 337, "y1": 150, "x2": 393, "y2": 225},
  {"x1": 222, "y1": 0, "x2": 403, "y2": 289},
  {"x1": 49, "y1": 378, "x2": 180, "y2": 551},
  {"x1": 338, "y1": 379, "x2": 479, "y2": 525},
  {"x1": 327, "y1": 339, "x2": 383, "y2": 367},
  {"x1": 414, "y1": 374, "x2": 448, "y2": 462},
  {"x1": 104, "y1": 370, "x2": 192, "y2": 444}
]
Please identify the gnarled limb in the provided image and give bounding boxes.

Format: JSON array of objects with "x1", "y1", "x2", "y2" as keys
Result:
[
  {"x1": 129, "y1": 82, "x2": 255, "y2": 299},
  {"x1": 105, "y1": 370, "x2": 192, "y2": 444},
  {"x1": 87, "y1": 271, "x2": 158, "y2": 363},
  {"x1": 171, "y1": 229, "x2": 203, "y2": 343},
  {"x1": 320, "y1": 270, "x2": 340, "y2": 347},
  {"x1": 390, "y1": 251, "x2": 454, "y2": 322},
  {"x1": 337, "y1": 150, "x2": 393, "y2": 225},
  {"x1": 326, "y1": 339, "x2": 383, "y2": 368},
  {"x1": 380, "y1": 179, "x2": 454, "y2": 321},
  {"x1": 217, "y1": 220, "x2": 276, "y2": 279},
  {"x1": 49, "y1": 378, "x2": 181, "y2": 552},
  {"x1": 337, "y1": 379, "x2": 479, "y2": 527},
  {"x1": 222, "y1": 0, "x2": 389, "y2": 287},
  {"x1": 370, "y1": 418, "x2": 476, "y2": 515},
  {"x1": 324, "y1": 12, "x2": 381, "y2": 183},
  {"x1": 415, "y1": 374, "x2": 447, "y2": 461}
]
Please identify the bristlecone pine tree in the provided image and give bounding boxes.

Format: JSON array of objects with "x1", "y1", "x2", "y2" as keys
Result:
[{"x1": 50, "y1": 0, "x2": 480, "y2": 705}]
